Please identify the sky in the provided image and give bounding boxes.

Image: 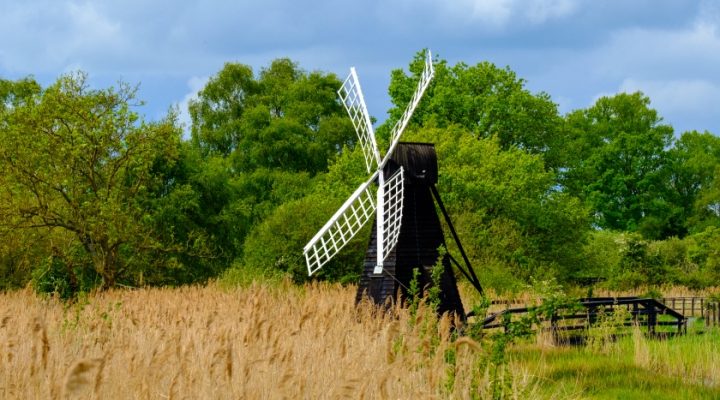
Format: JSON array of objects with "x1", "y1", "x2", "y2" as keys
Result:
[{"x1": 1, "y1": 0, "x2": 719, "y2": 136}]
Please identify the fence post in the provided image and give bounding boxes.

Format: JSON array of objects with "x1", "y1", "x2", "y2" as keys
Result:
[
  {"x1": 647, "y1": 303, "x2": 657, "y2": 335},
  {"x1": 691, "y1": 298, "x2": 695, "y2": 317}
]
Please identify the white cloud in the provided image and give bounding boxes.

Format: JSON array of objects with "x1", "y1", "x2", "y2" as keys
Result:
[
  {"x1": 176, "y1": 76, "x2": 209, "y2": 138},
  {"x1": 619, "y1": 78, "x2": 720, "y2": 114},
  {"x1": 590, "y1": 14, "x2": 720, "y2": 81},
  {"x1": 617, "y1": 78, "x2": 720, "y2": 133},
  {"x1": 386, "y1": 0, "x2": 579, "y2": 30},
  {"x1": 0, "y1": 1, "x2": 127, "y2": 73},
  {"x1": 521, "y1": 0, "x2": 578, "y2": 24}
]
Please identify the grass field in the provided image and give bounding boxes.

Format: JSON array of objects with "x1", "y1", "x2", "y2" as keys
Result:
[{"x1": 1, "y1": 282, "x2": 719, "y2": 399}]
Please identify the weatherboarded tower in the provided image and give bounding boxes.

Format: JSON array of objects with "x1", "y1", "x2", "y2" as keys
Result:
[{"x1": 356, "y1": 142, "x2": 465, "y2": 317}]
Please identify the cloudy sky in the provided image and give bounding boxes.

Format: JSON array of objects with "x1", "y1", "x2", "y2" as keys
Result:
[{"x1": 1, "y1": 0, "x2": 718, "y2": 135}]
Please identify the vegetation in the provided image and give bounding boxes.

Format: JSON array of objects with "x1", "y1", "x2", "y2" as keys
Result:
[
  {"x1": 1, "y1": 50, "x2": 719, "y2": 296},
  {"x1": 3, "y1": 48, "x2": 720, "y2": 399},
  {"x1": 1, "y1": 283, "x2": 718, "y2": 399}
]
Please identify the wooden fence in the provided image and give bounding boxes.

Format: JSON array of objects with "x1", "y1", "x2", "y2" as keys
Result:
[
  {"x1": 482, "y1": 297, "x2": 687, "y2": 336},
  {"x1": 662, "y1": 297, "x2": 720, "y2": 327}
]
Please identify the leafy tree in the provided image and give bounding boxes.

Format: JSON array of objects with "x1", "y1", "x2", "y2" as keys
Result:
[
  {"x1": 693, "y1": 166, "x2": 720, "y2": 230},
  {"x1": 187, "y1": 59, "x2": 357, "y2": 270},
  {"x1": 561, "y1": 92, "x2": 676, "y2": 238},
  {"x1": 239, "y1": 146, "x2": 369, "y2": 283},
  {"x1": 190, "y1": 59, "x2": 355, "y2": 174},
  {"x1": 0, "y1": 73, "x2": 183, "y2": 289},
  {"x1": 386, "y1": 51, "x2": 562, "y2": 168},
  {"x1": 668, "y1": 131, "x2": 720, "y2": 233},
  {"x1": 404, "y1": 126, "x2": 589, "y2": 287}
]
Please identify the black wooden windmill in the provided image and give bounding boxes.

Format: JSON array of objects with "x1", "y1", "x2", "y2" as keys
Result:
[{"x1": 303, "y1": 51, "x2": 483, "y2": 318}]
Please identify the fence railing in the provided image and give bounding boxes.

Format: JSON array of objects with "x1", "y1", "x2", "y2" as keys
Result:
[
  {"x1": 662, "y1": 297, "x2": 720, "y2": 326},
  {"x1": 486, "y1": 296, "x2": 720, "y2": 327},
  {"x1": 482, "y1": 297, "x2": 687, "y2": 336}
]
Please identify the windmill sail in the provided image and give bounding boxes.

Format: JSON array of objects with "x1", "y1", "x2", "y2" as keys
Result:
[
  {"x1": 386, "y1": 50, "x2": 435, "y2": 159},
  {"x1": 304, "y1": 172, "x2": 378, "y2": 275},
  {"x1": 380, "y1": 167, "x2": 404, "y2": 260},
  {"x1": 338, "y1": 68, "x2": 381, "y2": 173}
]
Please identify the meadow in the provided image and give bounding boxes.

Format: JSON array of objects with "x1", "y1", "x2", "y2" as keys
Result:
[{"x1": 1, "y1": 282, "x2": 719, "y2": 399}]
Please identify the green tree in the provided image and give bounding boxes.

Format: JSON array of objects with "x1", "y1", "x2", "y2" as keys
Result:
[
  {"x1": 239, "y1": 146, "x2": 369, "y2": 283},
  {"x1": 187, "y1": 59, "x2": 357, "y2": 269},
  {"x1": 190, "y1": 59, "x2": 354, "y2": 174},
  {"x1": 386, "y1": 52, "x2": 562, "y2": 168},
  {"x1": 668, "y1": 131, "x2": 720, "y2": 233},
  {"x1": 407, "y1": 127, "x2": 589, "y2": 286},
  {"x1": 0, "y1": 73, "x2": 182, "y2": 289},
  {"x1": 561, "y1": 92, "x2": 676, "y2": 238}
]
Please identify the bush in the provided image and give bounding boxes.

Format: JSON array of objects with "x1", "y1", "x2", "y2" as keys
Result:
[
  {"x1": 30, "y1": 247, "x2": 100, "y2": 300},
  {"x1": 241, "y1": 193, "x2": 367, "y2": 283}
]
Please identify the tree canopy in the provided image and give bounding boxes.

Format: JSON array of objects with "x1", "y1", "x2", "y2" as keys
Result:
[
  {"x1": 1, "y1": 53, "x2": 720, "y2": 295},
  {"x1": 0, "y1": 73, "x2": 184, "y2": 289}
]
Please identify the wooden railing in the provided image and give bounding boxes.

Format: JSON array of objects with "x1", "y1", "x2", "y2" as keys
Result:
[
  {"x1": 481, "y1": 297, "x2": 688, "y2": 336},
  {"x1": 662, "y1": 297, "x2": 720, "y2": 326},
  {"x1": 484, "y1": 296, "x2": 720, "y2": 328}
]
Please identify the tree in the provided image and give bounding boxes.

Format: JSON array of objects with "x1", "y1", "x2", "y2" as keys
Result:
[
  {"x1": 402, "y1": 127, "x2": 589, "y2": 287},
  {"x1": 239, "y1": 146, "x2": 370, "y2": 283},
  {"x1": 187, "y1": 59, "x2": 357, "y2": 269},
  {"x1": 561, "y1": 92, "x2": 676, "y2": 238},
  {"x1": 0, "y1": 73, "x2": 182, "y2": 288},
  {"x1": 668, "y1": 131, "x2": 720, "y2": 233},
  {"x1": 190, "y1": 59, "x2": 355, "y2": 174},
  {"x1": 386, "y1": 51, "x2": 563, "y2": 168}
]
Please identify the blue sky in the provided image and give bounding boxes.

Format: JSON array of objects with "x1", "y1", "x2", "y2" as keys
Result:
[{"x1": 1, "y1": 0, "x2": 718, "y2": 135}]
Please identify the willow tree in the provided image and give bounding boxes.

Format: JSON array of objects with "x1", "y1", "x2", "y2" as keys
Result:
[{"x1": 0, "y1": 73, "x2": 181, "y2": 288}]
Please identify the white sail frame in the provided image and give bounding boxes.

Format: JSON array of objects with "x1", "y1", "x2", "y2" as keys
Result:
[
  {"x1": 338, "y1": 68, "x2": 381, "y2": 173},
  {"x1": 381, "y1": 168, "x2": 404, "y2": 262},
  {"x1": 304, "y1": 172, "x2": 378, "y2": 276}
]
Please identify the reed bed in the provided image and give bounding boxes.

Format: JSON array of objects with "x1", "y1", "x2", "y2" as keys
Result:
[{"x1": 0, "y1": 282, "x2": 534, "y2": 399}]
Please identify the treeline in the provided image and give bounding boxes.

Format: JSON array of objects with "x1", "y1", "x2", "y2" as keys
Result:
[{"x1": 1, "y1": 51, "x2": 719, "y2": 296}]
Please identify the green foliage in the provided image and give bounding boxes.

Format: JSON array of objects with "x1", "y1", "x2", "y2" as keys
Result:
[
  {"x1": 218, "y1": 261, "x2": 287, "y2": 288},
  {"x1": 185, "y1": 58, "x2": 357, "y2": 286},
  {"x1": 31, "y1": 246, "x2": 100, "y2": 300},
  {"x1": 387, "y1": 51, "x2": 562, "y2": 167},
  {"x1": 237, "y1": 146, "x2": 369, "y2": 283},
  {"x1": 668, "y1": 131, "x2": 720, "y2": 233},
  {"x1": 240, "y1": 192, "x2": 365, "y2": 283},
  {"x1": 580, "y1": 227, "x2": 720, "y2": 290},
  {"x1": 0, "y1": 72, "x2": 186, "y2": 288},
  {"x1": 403, "y1": 126, "x2": 589, "y2": 287},
  {"x1": 561, "y1": 92, "x2": 678, "y2": 237},
  {"x1": 407, "y1": 267, "x2": 422, "y2": 318},
  {"x1": 190, "y1": 59, "x2": 354, "y2": 173},
  {"x1": 427, "y1": 246, "x2": 446, "y2": 311}
]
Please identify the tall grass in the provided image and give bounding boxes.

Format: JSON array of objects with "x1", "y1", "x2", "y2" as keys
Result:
[
  {"x1": 0, "y1": 282, "x2": 538, "y2": 399},
  {"x1": 632, "y1": 325, "x2": 720, "y2": 388},
  {"x1": 2, "y1": 282, "x2": 718, "y2": 399}
]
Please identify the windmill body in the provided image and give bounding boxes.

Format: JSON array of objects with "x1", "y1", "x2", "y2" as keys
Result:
[
  {"x1": 303, "y1": 51, "x2": 477, "y2": 317},
  {"x1": 356, "y1": 142, "x2": 465, "y2": 317}
]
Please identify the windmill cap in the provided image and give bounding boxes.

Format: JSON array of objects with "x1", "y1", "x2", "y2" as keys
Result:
[{"x1": 389, "y1": 142, "x2": 438, "y2": 184}]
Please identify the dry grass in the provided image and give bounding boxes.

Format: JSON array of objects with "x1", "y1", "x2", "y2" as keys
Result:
[{"x1": 0, "y1": 281, "x2": 536, "y2": 399}]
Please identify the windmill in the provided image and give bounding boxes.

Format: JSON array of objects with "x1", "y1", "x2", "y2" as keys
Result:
[{"x1": 303, "y1": 50, "x2": 483, "y2": 316}]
